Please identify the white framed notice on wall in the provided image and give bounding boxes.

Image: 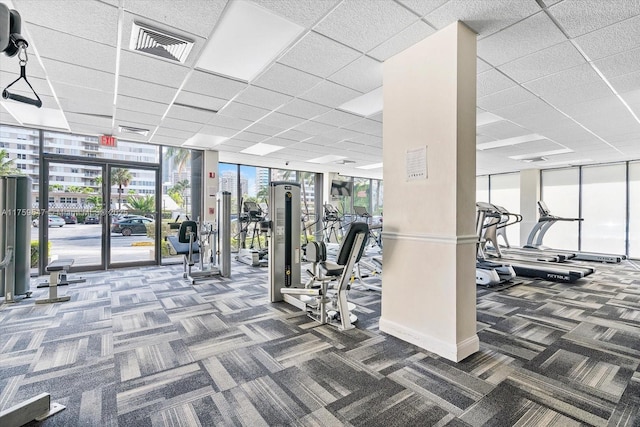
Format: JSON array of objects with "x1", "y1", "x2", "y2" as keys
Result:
[{"x1": 406, "y1": 146, "x2": 428, "y2": 181}]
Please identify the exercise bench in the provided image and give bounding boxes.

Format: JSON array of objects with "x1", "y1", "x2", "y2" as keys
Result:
[{"x1": 35, "y1": 259, "x2": 82, "y2": 304}]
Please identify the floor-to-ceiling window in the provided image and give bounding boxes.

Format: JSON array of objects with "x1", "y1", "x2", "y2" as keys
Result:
[
  {"x1": 630, "y1": 161, "x2": 640, "y2": 259},
  {"x1": 476, "y1": 175, "x2": 489, "y2": 203},
  {"x1": 581, "y1": 163, "x2": 627, "y2": 255},
  {"x1": 489, "y1": 173, "x2": 521, "y2": 247},
  {"x1": 540, "y1": 168, "x2": 580, "y2": 250}
]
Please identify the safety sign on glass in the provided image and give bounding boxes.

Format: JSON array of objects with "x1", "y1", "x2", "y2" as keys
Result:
[{"x1": 406, "y1": 146, "x2": 427, "y2": 181}]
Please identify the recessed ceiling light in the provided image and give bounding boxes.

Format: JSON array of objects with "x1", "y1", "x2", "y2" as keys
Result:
[
  {"x1": 357, "y1": 162, "x2": 383, "y2": 170},
  {"x1": 182, "y1": 133, "x2": 228, "y2": 148},
  {"x1": 241, "y1": 142, "x2": 285, "y2": 156},
  {"x1": 1, "y1": 102, "x2": 70, "y2": 130},
  {"x1": 196, "y1": 1, "x2": 304, "y2": 81},
  {"x1": 509, "y1": 148, "x2": 573, "y2": 160},
  {"x1": 476, "y1": 134, "x2": 546, "y2": 150},
  {"x1": 339, "y1": 87, "x2": 383, "y2": 117},
  {"x1": 307, "y1": 154, "x2": 348, "y2": 164},
  {"x1": 477, "y1": 111, "x2": 503, "y2": 126}
]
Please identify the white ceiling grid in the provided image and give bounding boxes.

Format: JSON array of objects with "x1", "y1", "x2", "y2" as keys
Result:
[{"x1": 0, "y1": 0, "x2": 638, "y2": 177}]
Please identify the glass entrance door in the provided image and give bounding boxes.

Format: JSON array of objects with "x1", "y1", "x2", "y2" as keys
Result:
[
  {"x1": 44, "y1": 160, "x2": 106, "y2": 270},
  {"x1": 108, "y1": 165, "x2": 159, "y2": 266}
]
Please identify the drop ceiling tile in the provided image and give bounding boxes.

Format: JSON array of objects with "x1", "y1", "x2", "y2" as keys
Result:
[
  {"x1": 523, "y1": 63, "x2": 601, "y2": 96},
  {"x1": 0, "y1": 106, "x2": 22, "y2": 125},
  {"x1": 150, "y1": 135, "x2": 184, "y2": 146},
  {"x1": 610, "y1": 70, "x2": 640, "y2": 94},
  {"x1": 498, "y1": 41, "x2": 586, "y2": 83},
  {"x1": 117, "y1": 95, "x2": 168, "y2": 116},
  {"x1": 294, "y1": 120, "x2": 336, "y2": 136},
  {"x1": 299, "y1": 80, "x2": 361, "y2": 108},
  {"x1": 67, "y1": 122, "x2": 110, "y2": 136},
  {"x1": 218, "y1": 139, "x2": 256, "y2": 152},
  {"x1": 124, "y1": 0, "x2": 227, "y2": 38},
  {"x1": 278, "y1": 99, "x2": 331, "y2": 119},
  {"x1": 594, "y1": 47, "x2": 640, "y2": 79},
  {"x1": 575, "y1": 14, "x2": 640, "y2": 61},
  {"x1": 199, "y1": 125, "x2": 241, "y2": 138},
  {"x1": 314, "y1": 110, "x2": 362, "y2": 127},
  {"x1": 351, "y1": 134, "x2": 382, "y2": 147},
  {"x1": 315, "y1": 0, "x2": 418, "y2": 52},
  {"x1": 41, "y1": 58, "x2": 114, "y2": 92},
  {"x1": 174, "y1": 91, "x2": 229, "y2": 112},
  {"x1": 511, "y1": 109, "x2": 571, "y2": 131},
  {"x1": 118, "y1": 76, "x2": 177, "y2": 104},
  {"x1": 261, "y1": 137, "x2": 299, "y2": 147},
  {"x1": 233, "y1": 86, "x2": 292, "y2": 110},
  {"x1": 477, "y1": 12, "x2": 566, "y2": 66},
  {"x1": 344, "y1": 119, "x2": 382, "y2": 136},
  {"x1": 278, "y1": 31, "x2": 361, "y2": 78},
  {"x1": 477, "y1": 58, "x2": 493, "y2": 72},
  {"x1": 183, "y1": 70, "x2": 247, "y2": 99},
  {"x1": 477, "y1": 69, "x2": 517, "y2": 98},
  {"x1": 324, "y1": 127, "x2": 362, "y2": 141},
  {"x1": 231, "y1": 131, "x2": 266, "y2": 143},
  {"x1": 395, "y1": 0, "x2": 448, "y2": 16},
  {"x1": 305, "y1": 135, "x2": 337, "y2": 147},
  {"x1": 367, "y1": 20, "x2": 435, "y2": 61},
  {"x1": 165, "y1": 104, "x2": 217, "y2": 124},
  {"x1": 28, "y1": 25, "x2": 117, "y2": 73},
  {"x1": 253, "y1": 63, "x2": 322, "y2": 96},
  {"x1": 154, "y1": 127, "x2": 194, "y2": 139},
  {"x1": 65, "y1": 112, "x2": 112, "y2": 128},
  {"x1": 330, "y1": 140, "x2": 366, "y2": 151},
  {"x1": 115, "y1": 108, "x2": 162, "y2": 129},
  {"x1": 478, "y1": 86, "x2": 538, "y2": 111},
  {"x1": 425, "y1": 0, "x2": 541, "y2": 38},
  {"x1": 16, "y1": 0, "x2": 119, "y2": 45},
  {"x1": 208, "y1": 114, "x2": 253, "y2": 131},
  {"x1": 0, "y1": 49, "x2": 46, "y2": 79},
  {"x1": 59, "y1": 89, "x2": 113, "y2": 117},
  {"x1": 491, "y1": 98, "x2": 555, "y2": 122},
  {"x1": 548, "y1": 0, "x2": 640, "y2": 38},
  {"x1": 161, "y1": 117, "x2": 203, "y2": 133},
  {"x1": 245, "y1": 122, "x2": 284, "y2": 136},
  {"x1": 119, "y1": 50, "x2": 190, "y2": 88},
  {"x1": 476, "y1": 135, "x2": 497, "y2": 145},
  {"x1": 328, "y1": 56, "x2": 382, "y2": 93},
  {"x1": 253, "y1": 0, "x2": 340, "y2": 28},
  {"x1": 259, "y1": 112, "x2": 306, "y2": 129},
  {"x1": 277, "y1": 129, "x2": 312, "y2": 142},
  {"x1": 543, "y1": 80, "x2": 613, "y2": 107},
  {"x1": 476, "y1": 120, "x2": 531, "y2": 140},
  {"x1": 369, "y1": 112, "x2": 383, "y2": 122},
  {"x1": 219, "y1": 102, "x2": 270, "y2": 121}
]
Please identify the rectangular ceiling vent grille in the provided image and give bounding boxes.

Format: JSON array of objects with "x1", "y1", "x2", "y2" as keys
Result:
[
  {"x1": 130, "y1": 22, "x2": 194, "y2": 63},
  {"x1": 119, "y1": 125, "x2": 149, "y2": 136}
]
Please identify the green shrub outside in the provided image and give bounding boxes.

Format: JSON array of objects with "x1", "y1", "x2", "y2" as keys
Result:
[{"x1": 30, "y1": 240, "x2": 51, "y2": 268}]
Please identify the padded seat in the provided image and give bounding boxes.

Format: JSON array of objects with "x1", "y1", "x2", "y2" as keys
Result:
[
  {"x1": 319, "y1": 260, "x2": 344, "y2": 277},
  {"x1": 166, "y1": 236, "x2": 199, "y2": 255}
]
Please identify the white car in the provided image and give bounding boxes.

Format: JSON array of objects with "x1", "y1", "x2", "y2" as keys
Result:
[{"x1": 33, "y1": 214, "x2": 65, "y2": 227}]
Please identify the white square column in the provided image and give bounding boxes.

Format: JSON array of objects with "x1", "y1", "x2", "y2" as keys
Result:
[
  {"x1": 379, "y1": 21, "x2": 478, "y2": 362},
  {"x1": 519, "y1": 169, "x2": 541, "y2": 245}
]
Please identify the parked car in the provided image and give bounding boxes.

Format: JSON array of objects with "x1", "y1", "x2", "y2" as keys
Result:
[
  {"x1": 84, "y1": 215, "x2": 100, "y2": 224},
  {"x1": 111, "y1": 217, "x2": 153, "y2": 236},
  {"x1": 60, "y1": 213, "x2": 77, "y2": 224},
  {"x1": 33, "y1": 214, "x2": 65, "y2": 227}
]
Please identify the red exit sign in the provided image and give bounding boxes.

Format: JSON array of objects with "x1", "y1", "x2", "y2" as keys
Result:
[{"x1": 100, "y1": 135, "x2": 117, "y2": 147}]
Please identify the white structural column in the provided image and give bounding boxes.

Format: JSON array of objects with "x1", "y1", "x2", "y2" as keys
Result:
[
  {"x1": 203, "y1": 150, "x2": 219, "y2": 224},
  {"x1": 519, "y1": 169, "x2": 541, "y2": 245},
  {"x1": 379, "y1": 21, "x2": 479, "y2": 362}
]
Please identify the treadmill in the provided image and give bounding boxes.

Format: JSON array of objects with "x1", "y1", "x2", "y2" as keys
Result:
[
  {"x1": 489, "y1": 204, "x2": 576, "y2": 263},
  {"x1": 477, "y1": 202, "x2": 595, "y2": 283},
  {"x1": 525, "y1": 201, "x2": 626, "y2": 263}
]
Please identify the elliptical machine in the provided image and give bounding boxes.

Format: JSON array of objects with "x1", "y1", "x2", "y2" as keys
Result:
[{"x1": 236, "y1": 200, "x2": 268, "y2": 267}]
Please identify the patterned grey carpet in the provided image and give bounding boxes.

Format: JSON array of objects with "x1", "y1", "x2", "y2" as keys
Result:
[{"x1": 1, "y1": 256, "x2": 640, "y2": 426}]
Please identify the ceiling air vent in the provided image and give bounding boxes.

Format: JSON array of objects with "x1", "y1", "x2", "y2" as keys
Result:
[
  {"x1": 130, "y1": 22, "x2": 194, "y2": 63},
  {"x1": 336, "y1": 160, "x2": 356, "y2": 165},
  {"x1": 521, "y1": 156, "x2": 548, "y2": 163},
  {"x1": 119, "y1": 125, "x2": 149, "y2": 136}
]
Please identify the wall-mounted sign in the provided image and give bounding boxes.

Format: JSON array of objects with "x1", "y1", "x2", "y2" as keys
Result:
[
  {"x1": 406, "y1": 146, "x2": 428, "y2": 181},
  {"x1": 100, "y1": 135, "x2": 117, "y2": 147}
]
